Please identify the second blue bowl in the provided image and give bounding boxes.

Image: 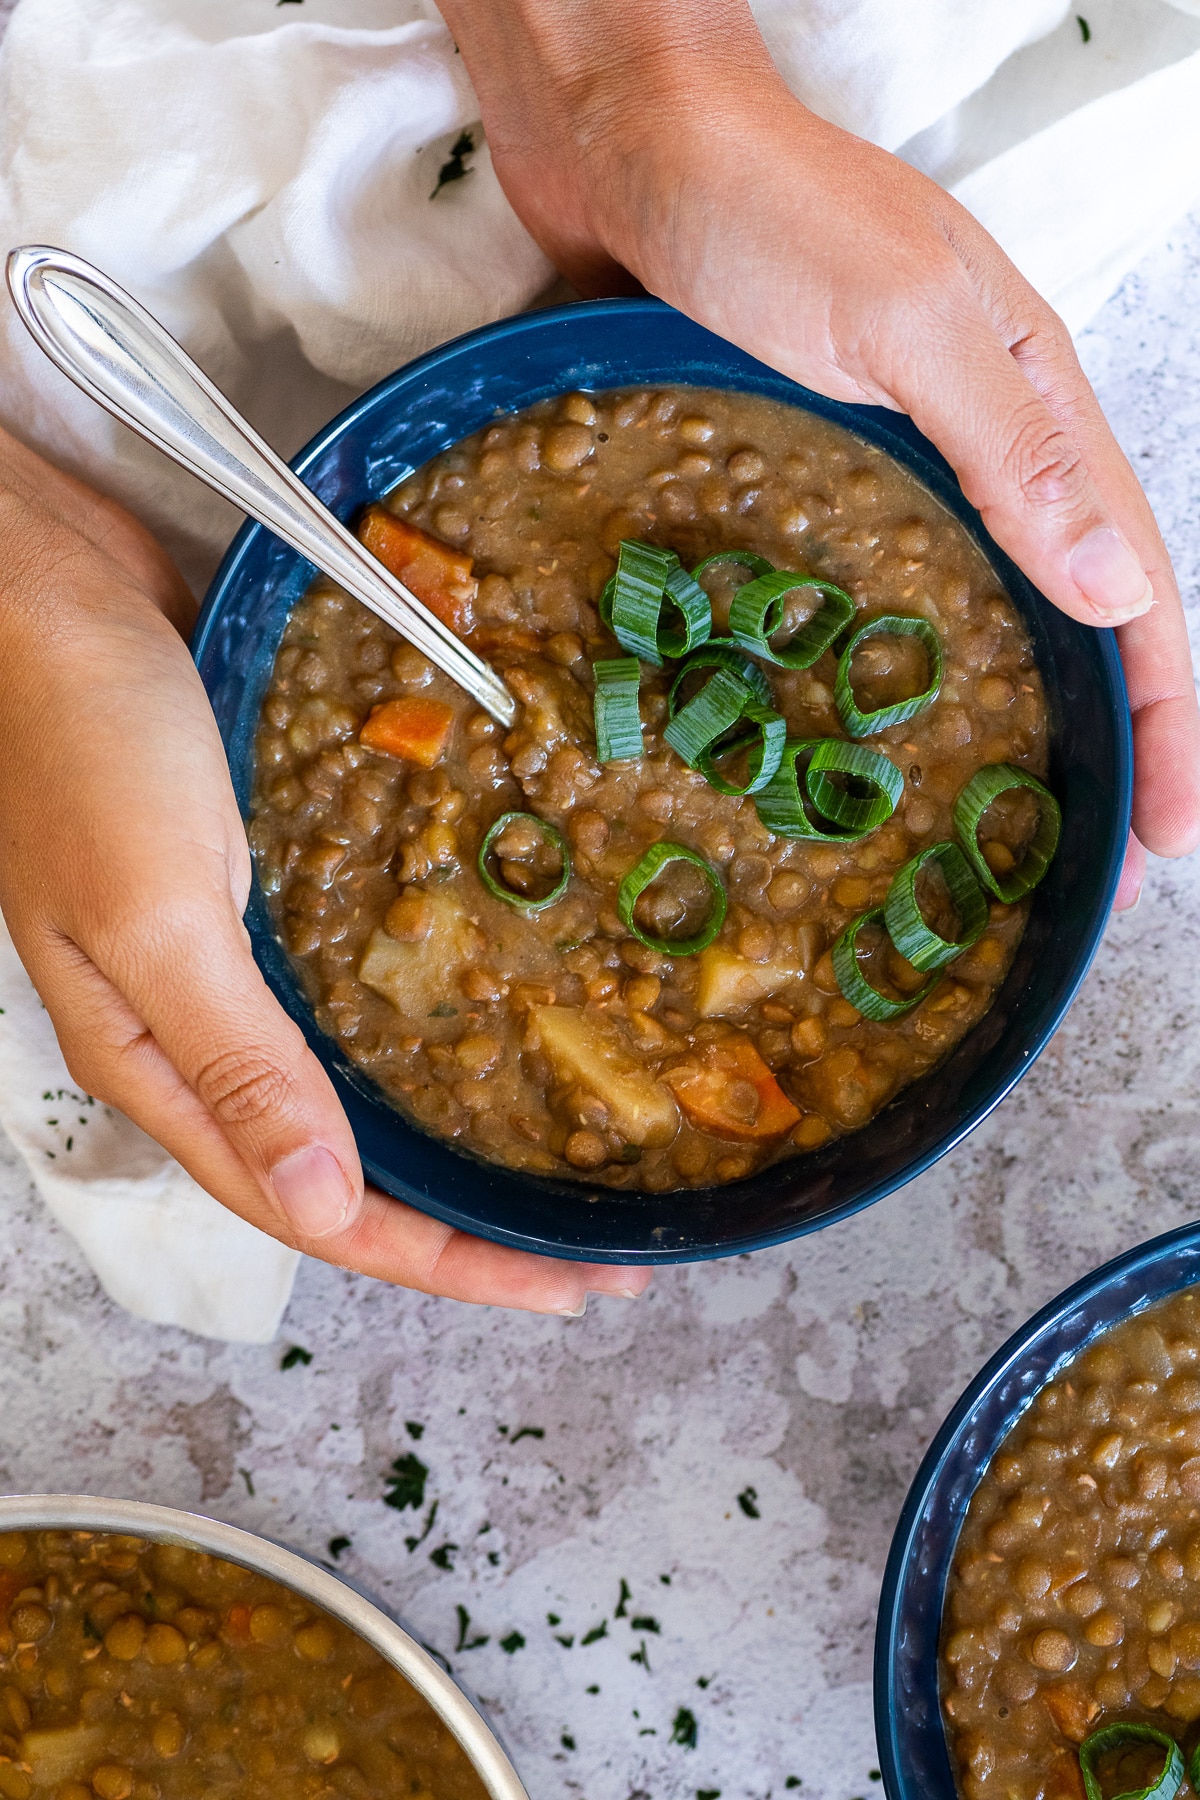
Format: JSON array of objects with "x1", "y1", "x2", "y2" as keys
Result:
[
  {"x1": 193, "y1": 298, "x2": 1131, "y2": 1264},
  {"x1": 874, "y1": 1222, "x2": 1200, "y2": 1800}
]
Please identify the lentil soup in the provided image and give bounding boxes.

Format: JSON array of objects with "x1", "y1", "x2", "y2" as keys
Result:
[
  {"x1": 249, "y1": 385, "x2": 1053, "y2": 1192},
  {"x1": 0, "y1": 1529, "x2": 487, "y2": 1799},
  {"x1": 942, "y1": 1289, "x2": 1200, "y2": 1800}
]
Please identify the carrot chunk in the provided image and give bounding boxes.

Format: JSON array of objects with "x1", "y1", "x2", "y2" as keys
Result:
[
  {"x1": 222, "y1": 1604, "x2": 253, "y2": 1644},
  {"x1": 664, "y1": 1033, "x2": 800, "y2": 1141},
  {"x1": 360, "y1": 696, "x2": 455, "y2": 767},
  {"x1": 358, "y1": 506, "x2": 477, "y2": 634}
]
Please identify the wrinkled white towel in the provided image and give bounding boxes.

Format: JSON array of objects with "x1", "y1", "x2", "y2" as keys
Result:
[{"x1": 0, "y1": 0, "x2": 1198, "y2": 1340}]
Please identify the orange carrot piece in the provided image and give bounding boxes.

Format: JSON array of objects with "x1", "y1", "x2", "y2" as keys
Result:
[
  {"x1": 360, "y1": 696, "x2": 455, "y2": 767},
  {"x1": 222, "y1": 1604, "x2": 253, "y2": 1644},
  {"x1": 358, "y1": 506, "x2": 477, "y2": 634},
  {"x1": 664, "y1": 1034, "x2": 801, "y2": 1141}
]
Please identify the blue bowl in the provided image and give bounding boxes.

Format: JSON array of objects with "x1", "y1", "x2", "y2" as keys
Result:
[
  {"x1": 874, "y1": 1222, "x2": 1200, "y2": 1800},
  {"x1": 194, "y1": 297, "x2": 1132, "y2": 1264}
]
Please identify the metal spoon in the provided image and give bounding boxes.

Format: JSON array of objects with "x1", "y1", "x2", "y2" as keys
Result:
[{"x1": 5, "y1": 244, "x2": 516, "y2": 727}]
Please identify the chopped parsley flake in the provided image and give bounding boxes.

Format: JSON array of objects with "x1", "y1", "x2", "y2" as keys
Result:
[
  {"x1": 328, "y1": 1536, "x2": 351, "y2": 1559},
  {"x1": 384, "y1": 1452, "x2": 428, "y2": 1512},
  {"x1": 455, "y1": 1604, "x2": 488, "y2": 1652},
  {"x1": 500, "y1": 1631, "x2": 525, "y2": 1654},
  {"x1": 405, "y1": 1498, "x2": 438, "y2": 1552},
  {"x1": 561, "y1": 1733, "x2": 576, "y2": 1752},
  {"x1": 614, "y1": 1578, "x2": 632, "y2": 1618},
  {"x1": 239, "y1": 1469, "x2": 255, "y2": 1497},
  {"x1": 630, "y1": 1615, "x2": 660, "y2": 1634},
  {"x1": 737, "y1": 1486, "x2": 761, "y2": 1518},
  {"x1": 405, "y1": 1420, "x2": 425, "y2": 1439},
  {"x1": 431, "y1": 129, "x2": 475, "y2": 200},
  {"x1": 280, "y1": 1345, "x2": 312, "y2": 1370},
  {"x1": 672, "y1": 1708, "x2": 698, "y2": 1750},
  {"x1": 509, "y1": 1426, "x2": 545, "y2": 1444},
  {"x1": 581, "y1": 1620, "x2": 608, "y2": 1646},
  {"x1": 429, "y1": 1543, "x2": 458, "y2": 1571},
  {"x1": 1077, "y1": 14, "x2": 1091, "y2": 41}
]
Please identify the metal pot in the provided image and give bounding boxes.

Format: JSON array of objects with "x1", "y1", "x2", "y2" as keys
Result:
[{"x1": 0, "y1": 1493, "x2": 529, "y2": 1800}]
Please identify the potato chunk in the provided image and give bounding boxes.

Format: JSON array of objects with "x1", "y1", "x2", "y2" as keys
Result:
[
  {"x1": 530, "y1": 1006, "x2": 679, "y2": 1147},
  {"x1": 23, "y1": 1725, "x2": 107, "y2": 1785},
  {"x1": 696, "y1": 946, "x2": 803, "y2": 1018},
  {"x1": 359, "y1": 890, "x2": 479, "y2": 1021}
]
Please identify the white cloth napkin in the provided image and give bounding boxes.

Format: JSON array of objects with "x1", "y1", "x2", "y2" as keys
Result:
[{"x1": 0, "y1": 0, "x2": 1198, "y2": 1340}]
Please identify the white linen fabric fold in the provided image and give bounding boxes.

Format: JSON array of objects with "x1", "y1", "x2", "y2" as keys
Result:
[{"x1": 0, "y1": 0, "x2": 1197, "y2": 1340}]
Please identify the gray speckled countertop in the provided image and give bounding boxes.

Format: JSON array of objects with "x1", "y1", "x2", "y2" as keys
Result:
[{"x1": 3, "y1": 219, "x2": 1200, "y2": 1800}]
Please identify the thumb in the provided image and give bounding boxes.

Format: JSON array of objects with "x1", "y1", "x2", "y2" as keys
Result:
[
  {"x1": 893, "y1": 307, "x2": 1154, "y2": 630},
  {"x1": 52, "y1": 890, "x2": 364, "y2": 1244}
]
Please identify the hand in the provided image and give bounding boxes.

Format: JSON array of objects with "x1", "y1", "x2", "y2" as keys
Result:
[
  {"x1": 441, "y1": 0, "x2": 1200, "y2": 907},
  {"x1": 0, "y1": 428, "x2": 648, "y2": 1314}
]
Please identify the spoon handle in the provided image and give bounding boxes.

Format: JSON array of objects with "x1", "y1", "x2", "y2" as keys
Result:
[{"x1": 5, "y1": 245, "x2": 516, "y2": 727}]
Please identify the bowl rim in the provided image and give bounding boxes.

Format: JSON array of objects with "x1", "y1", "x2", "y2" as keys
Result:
[
  {"x1": 194, "y1": 294, "x2": 1133, "y2": 1263},
  {"x1": 0, "y1": 1493, "x2": 529, "y2": 1800},
  {"x1": 872, "y1": 1218, "x2": 1200, "y2": 1800}
]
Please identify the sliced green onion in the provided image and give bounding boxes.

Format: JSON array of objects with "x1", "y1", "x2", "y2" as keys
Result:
[
  {"x1": 953, "y1": 763, "x2": 1062, "y2": 902},
  {"x1": 667, "y1": 641, "x2": 772, "y2": 716},
  {"x1": 617, "y1": 842, "x2": 727, "y2": 957},
  {"x1": 806, "y1": 740, "x2": 905, "y2": 834},
  {"x1": 1079, "y1": 1724, "x2": 1184, "y2": 1800},
  {"x1": 478, "y1": 811, "x2": 570, "y2": 914},
  {"x1": 754, "y1": 739, "x2": 859, "y2": 842},
  {"x1": 831, "y1": 908, "x2": 939, "y2": 1021},
  {"x1": 592, "y1": 656, "x2": 643, "y2": 762},
  {"x1": 884, "y1": 842, "x2": 988, "y2": 972},
  {"x1": 729, "y1": 571, "x2": 856, "y2": 670},
  {"x1": 691, "y1": 549, "x2": 775, "y2": 583},
  {"x1": 697, "y1": 704, "x2": 787, "y2": 796},
  {"x1": 663, "y1": 665, "x2": 754, "y2": 768},
  {"x1": 599, "y1": 539, "x2": 710, "y2": 665},
  {"x1": 835, "y1": 614, "x2": 943, "y2": 736},
  {"x1": 659, "y1": 561, "x2": 712, "y2": 658}
]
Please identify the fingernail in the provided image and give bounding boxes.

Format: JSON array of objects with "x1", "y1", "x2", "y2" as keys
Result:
[
  {"x1": 1121, "y1": 885, "x2": 1142, "y2": 914},
  {"x1": 271, "y1": 1145, "x2": 353, "y2": 1238},
  {"x1": 556, "y1": 1297, "x2": 588, "y2": 1318},
  {"x1": 1069, "y1": 527, "x2": 1154, "y2": 622},
  {"x1": 613, "y1": 1286, "x2": 645, "y2": 1300}
]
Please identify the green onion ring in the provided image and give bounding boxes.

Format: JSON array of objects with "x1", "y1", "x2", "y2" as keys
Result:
[
  {"x1": 667, "y1": 641, "x2": 772, "y2": 717},
  {"x1": 617, "y1": 842, "x2": 727, "y2": 957},
  {"x1": 883, "y1": 842, "x2": 988, "y2": 972},
  {"x1": 663, "y1": 665, "x2": 755, "y2": 768},
  {"x1": 729, "y1": 571, "x2": 856, "y2": 670},
  {"x1": 753, "y1": 740, "x2": 860, "y2": 842},
  {"x1": 952, "y1": 763, "x2": 1062, "y2": 902},
  {"x1": 599, "y1": 539, "x2": 710, "y2": 665},
  {"x1": 806, "y1": 740, "x2": 905, "y2": 834},
  {"x1": 831, "y1": 908, "x2": 939, "y2": 1022},
  {"x1": 1079, "y1": 1723, "x2": 1184, "y2": 1800},
  {"x1": 478, "y1": 811, "x2": 571, "y2": 914},
  {"x1": 691, "y1": 548, "x2": 775, "y2": 583},
  {"x1": 592, "y1": 656, "x2": 644, "y2": 763},
  {"x1": 835, "y1": 614, "x2": 944, "y2": 736},
  {"x1": 659, "y1": 561, "x2": 712, "y2": 658},
  {"x1": 696, "y1": 704, "x2": 787, "y2": 796}
]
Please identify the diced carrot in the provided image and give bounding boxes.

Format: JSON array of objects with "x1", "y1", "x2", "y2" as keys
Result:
[
  {"x1": 358, "y1": 506, "x2": 477, "y2": 634},
  {"x1": 222, "y1": 1604, "x2": 253, "y2": 1644},
  {"x1": 1042, "y1": 1684, "x2": 1092, "y2": 1744},
  {"x1": 664, "y1": 1034, "x2": 801, "y2": 1141},
  {"x1": 360, "y1": 696, "x2": 456, "y2": 767}
]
